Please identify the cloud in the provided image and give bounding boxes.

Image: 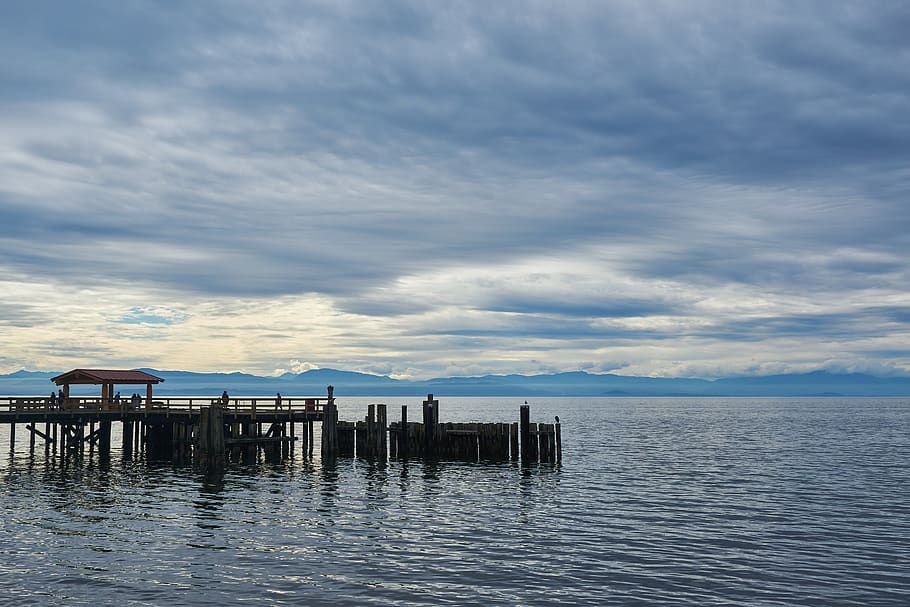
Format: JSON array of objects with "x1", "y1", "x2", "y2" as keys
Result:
[
  {"x1": 0, "y1": 1, "x2": 908, "y2": 377},
  {"x1": 117, "y1": 306, "x2": 191, "y2": 325}
]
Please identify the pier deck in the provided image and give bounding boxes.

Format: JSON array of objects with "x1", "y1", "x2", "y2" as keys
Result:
[{"x1": 0, "y1": 396, "x2": 327, "y2": 424}]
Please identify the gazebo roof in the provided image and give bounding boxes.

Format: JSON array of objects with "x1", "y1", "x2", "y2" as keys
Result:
[{"x1": 51, "y1": 369, "x2": 165, "y2": 386}]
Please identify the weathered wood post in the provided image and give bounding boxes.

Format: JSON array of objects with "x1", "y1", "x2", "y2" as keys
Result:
[
  {"x1": 399, "y1": 405, "x2": 409, "y2": 459},
  {"x1": 510, "y1": 422, "x2": 519, "y2": 460},
  {"x1": 99, "y1": 420, "x2": 111, "y2": 457},
  {"x1": 196, "y1": 405, "x2": 225, "y2": 466},
  {"x1": 538, "y1": 423, "x2": 552, "y2": 461},
  {"x1": 77, "y1": 422, "x2": 85, "y2": 457},
  {"x1": 555, "y1": 419, "x2": 562, "y2": 462},
  {"x1": 422, "y1": 394, "x2": 439, "y2": 458},
  {"x1": 308, "y1": 419, "x2": 314, "y2": 455},
  {"x1": 288, "y1": 416, "x2": 295, "y2": 459},
  {"x1": 122, "y1": 420, "x2": 133, "y2": 456},
  {"x1": 377, "y1": 403, "x2": 387, "y2": 459},
  {"x1": 300, "y1": 417, "x2": 309, "y2": 454},
  {"x1": 321, "y1": 385, "x2": 338, "y2": 459},
  {"x1": 366, "y1": 404, "x2": 376, "y2": 457},
  {"x1": 519, "y1": 404, "x2": 530, "y2": 464},
  {"x1": 9, "y1": 423, "x2": 15, "y2": 453}
]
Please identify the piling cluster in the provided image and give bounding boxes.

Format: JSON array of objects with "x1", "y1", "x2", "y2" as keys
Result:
[
  {"x1": 323, "y1": 395, "x2": 561, "y2": 463},
  {"x1": 2, "y1": 391, "x2": 561, "y2": 466}
]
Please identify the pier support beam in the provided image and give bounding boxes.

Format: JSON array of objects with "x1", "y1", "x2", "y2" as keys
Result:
[
  {"x1": 520, "y1": 405, "x2": 530, "y2": 464},
  {"x1": 399, "y1": 405, "x2": 409, "y2": 459},
  {"x1": 321, "y1": 386, "x2": 338, "y2": 459},
  {"x1": 423, "y1": 394, "x2": 439, "y2": 458},
  {"x1": 196, "y1": 405, "x2": 226, "y2": 466},
  {"x1": 377, "y1": 404, "x2": 387, "y2": 459},
  {"x1": 122, "y1": 420, "x2": 133, "y2": 457},
  {"x1": 555, "y1": 421, "x2": 562, "y2": 462},
  {"x1": 321, "y1": 402, "x2": 338, "y2": 458}
]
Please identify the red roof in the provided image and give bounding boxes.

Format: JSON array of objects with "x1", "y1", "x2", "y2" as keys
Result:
[{"x1": 51, "y1": 369, "x2": 165, "y2": 385}]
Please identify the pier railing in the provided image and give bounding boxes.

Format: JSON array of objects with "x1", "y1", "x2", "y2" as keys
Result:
[{"x1": 0, "y1": 396, "x2": 328, "y2": 416}]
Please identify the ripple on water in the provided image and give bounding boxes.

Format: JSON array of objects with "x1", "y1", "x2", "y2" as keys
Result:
[{"x1": 1, "y1": 397, "x2": 909, "y2": 606}]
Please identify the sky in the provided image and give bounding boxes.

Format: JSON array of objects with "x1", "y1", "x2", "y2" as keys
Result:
[{"x1": 1, "y1": 1, "x2": 909, "y2": 380}]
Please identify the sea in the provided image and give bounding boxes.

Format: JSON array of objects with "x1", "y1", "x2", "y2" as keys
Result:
[{"x1": 0, "y1": 397, "x2": 908, "y2": 606}]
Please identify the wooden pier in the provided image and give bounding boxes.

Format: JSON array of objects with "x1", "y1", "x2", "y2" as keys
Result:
[
  {"x1": 1, "y1": 384, "x2": 561, "y2": 465},
  {"x1": 0, "y1": 392, "x2": 330, "y2": 462}
]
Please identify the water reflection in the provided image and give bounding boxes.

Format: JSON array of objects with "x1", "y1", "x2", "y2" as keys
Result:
[
  {"x1": 193, "y1": 467, "x2": 226, "y2": 530},
  {"x1": 317, "y1": 457, "x2": 340, "y2": 521},
  {"x1": 3, "y1": 397, "x2": 909, "y2": 607}
]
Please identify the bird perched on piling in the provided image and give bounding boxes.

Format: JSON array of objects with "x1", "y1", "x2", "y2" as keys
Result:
[{"x1": 555, "y1": 415, "x2": 560, "y2": 423}]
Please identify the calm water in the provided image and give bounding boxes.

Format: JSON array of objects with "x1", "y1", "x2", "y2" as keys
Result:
[{"x1": 1, "y1": 397, "x2": 908, "y2": 606}]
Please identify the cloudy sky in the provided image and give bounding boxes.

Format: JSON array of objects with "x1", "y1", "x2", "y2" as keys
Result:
[{"x1": 1, "y1": 1, "x2": 908, "y2": 379}]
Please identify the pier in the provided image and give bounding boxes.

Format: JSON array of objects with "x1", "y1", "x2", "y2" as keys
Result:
[{"x1": 0, "y1": 370, "x2": 561, "y2": 465}]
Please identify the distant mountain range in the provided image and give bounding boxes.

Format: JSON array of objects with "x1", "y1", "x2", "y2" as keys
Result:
[{"x1": 2, "y1": 368, "x2": 910, "y2": 397}]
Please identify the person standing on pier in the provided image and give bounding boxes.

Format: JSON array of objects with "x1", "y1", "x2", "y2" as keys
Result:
[
  {"x1": 276, "y1": 392, "x2": 282, "y2": 409},
  {"x1": 221, "y1": 390, "x2": 230, "y2": 408}
]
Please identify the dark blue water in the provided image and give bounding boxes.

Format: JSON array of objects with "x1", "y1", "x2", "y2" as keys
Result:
[{"x1": 1, "y1": 397, "x2": 908, "y2": 606}]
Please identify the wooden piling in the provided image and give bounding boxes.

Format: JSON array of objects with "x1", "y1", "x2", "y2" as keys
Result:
[
  {"x1": 288, "y1": 419, "x2": 295, "y2": 459},
  {"x1": 377, "y1": 404, "x2": 387, "y2": 459},
  {"x1": 321, "y1": 402, "x2": 338, "y2": 459},
  {"x1": 538, "y1": 423, "x2": 552, "y2": 462},
  {"x1": 555, "y1": 422, "x2": 562, "y2": 462},
  {"x1": 299, "y1": 418, "x2": 309, "y2": 454},
  {"x1": 519, "y1": 405, "x2": 530, "y2": 463},
  {"x1": 122, "y1": 420, "x2": 133, "y2": 456},
  {"x1": 337, "y1": 421, "x2": 355, "y2": 456},
  {"x1": 196, "y1": 405, "x2": 226, "y2": 466},
  {"x1": 526, "y1": 423, "x2": 539, "y2": 462},
  {"x1": 423, "y1": 394, "x2": 439, "y2": 458},
  {"x1": 99, "y1": 420, "x2": 111, "y2": 456},
  {"x1": 510, "y1": 422, "x2": 519, "y2": 460},
  {"x1": 26, "y1": 424, "x2": 53, "y2": 454},
  {"x1": 399, "y1": 405, "x2": 409, "y2": 459}
]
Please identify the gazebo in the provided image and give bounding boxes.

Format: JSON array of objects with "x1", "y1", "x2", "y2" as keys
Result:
[{"x1": 51, "y1": 369, "x2": 165, "y2": 409}]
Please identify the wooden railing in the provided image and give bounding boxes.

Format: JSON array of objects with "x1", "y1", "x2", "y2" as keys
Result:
[{"x1": 0, "y1": 396, "x2": 328, "y2": 416}]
